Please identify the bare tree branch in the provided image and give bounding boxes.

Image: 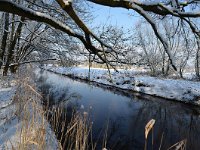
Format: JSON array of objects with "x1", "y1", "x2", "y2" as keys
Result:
[
  {"x1": 0, "y1": 0, "x2": 112, "y2": 65},
  {"x1": 88, "y1": 0, "x2": 200, "y2": 17}
]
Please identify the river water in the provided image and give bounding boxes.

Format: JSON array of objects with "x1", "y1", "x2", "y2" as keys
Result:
[{"x1": 35, "y1": 69, "x2": 200, "y2": 150}]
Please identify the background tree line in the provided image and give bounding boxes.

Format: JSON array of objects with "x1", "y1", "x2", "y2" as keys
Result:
[{"x1": 0, "y1": 0, "x2": 199, "y2": 79}]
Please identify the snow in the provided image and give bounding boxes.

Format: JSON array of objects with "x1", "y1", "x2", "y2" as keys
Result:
[
  {"x1": 0, "y1": 86, "x2": 17, "y2": 149},
  {"x1": 0, "y1": 75, "x2": 58, "y2": 149},
  {"x1": 42, "y1": 0, "x2": 53, "y2": 4},
  {"x1": 0, "y1": 87, "x2": 15, "y2": 108},
  {"x1": 44, "y1": 66, "x2": 200, "y2": 105}
]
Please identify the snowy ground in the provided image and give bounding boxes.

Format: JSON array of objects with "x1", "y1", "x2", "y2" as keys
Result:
[
  {"x1": 0, "y1": 88, "x2": 16, "y2": 149},
  {"x1": 0, "y1": 72, "x2": 58, "y2": 149},
  {"x1": 44, "y1": 65, "x2": 200, "y2": 105}
]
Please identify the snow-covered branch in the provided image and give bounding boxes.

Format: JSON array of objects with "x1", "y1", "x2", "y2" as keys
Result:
[
  {"x1": 0, "y1": 0, "x2": 113, "y2": 66},
  {"x1": 0, "y1": 0, "x2": 199, "y2": 71},
  {"x1": 56, "y1": 0, "x2": 113, "y2": 51},
  {"x1": 88, "y1": 0, "x2": 200, "y2": 17},
  {"x1": 0, "y1": 0, "x2": 81, "y2": 38},
  {"x1": 131, "y1": 3, "x2": 177, "y2": 70},
  {"x1": 87, "y1": 0, "x2": 200, "y2": 70}
]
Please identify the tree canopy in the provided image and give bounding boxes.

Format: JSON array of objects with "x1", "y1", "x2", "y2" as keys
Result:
[{"x1": 0, "y1": 0, "x2": 200, "y2": 74}]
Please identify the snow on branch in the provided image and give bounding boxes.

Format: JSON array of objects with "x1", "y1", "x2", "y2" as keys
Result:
[
  {"x1": 87, "y1": 0, "x2": 200, "y2": 70},
  {"x1": 0, "y1": 0, "x2": 115, "y2": 67},
  {"x1": 88, "y1": 0, "x2": 200, "y2": 17},
  {"x1": 0, "y1": 0, "x2": 82, "y2": 38},
  {"x1": 131, "y1": 3, "x2": 177, "y2": 70},
  {"x1": 56, "y1": 0, "x2": 113, "y2": 51}
]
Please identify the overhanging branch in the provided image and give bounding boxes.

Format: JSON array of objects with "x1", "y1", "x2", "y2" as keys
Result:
[{"x1": 0, "y1": 0, "x2": 112, "y2": 66}]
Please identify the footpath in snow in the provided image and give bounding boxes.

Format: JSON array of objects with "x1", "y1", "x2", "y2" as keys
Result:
[{"x1": 44, "y1": 66, "x2": 200, "y2": 105}]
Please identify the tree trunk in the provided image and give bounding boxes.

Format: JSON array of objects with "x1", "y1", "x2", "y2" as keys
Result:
[
  {"x1": 161, "y1": 51, "x2": 165, "y2": 75},
  {"x1": 195, "y1": 42, "x2": 200, "y2": 79},
  {"x1": 3, "y1": 17, "x2": 25, "y2": 76},
  {"x1": 0, "y1": 13, "x2": 9, "y2": 68},
  {"x1": 179, "y1": 67, "x2": 183, "y2": 78},
  {"x1": 165, "y1": 59, "x2": 170, "y2": 76}
]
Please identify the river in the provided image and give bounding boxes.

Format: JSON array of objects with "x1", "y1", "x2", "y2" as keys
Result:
[{"x1": 35, "y1": 69, "x2": 200, "y2": 150}]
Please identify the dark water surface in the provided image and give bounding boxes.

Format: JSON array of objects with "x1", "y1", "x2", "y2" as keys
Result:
[{"x1": 35, "y1": 69, "x2": 200, "y2": 150}]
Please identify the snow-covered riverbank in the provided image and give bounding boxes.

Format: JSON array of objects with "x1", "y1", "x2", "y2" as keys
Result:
[
  {"x1": 0, "y1": 73, "x2": 58, "y2": 149},
  {"x1": 44, "y1": 66, "x2": 200, "y2": 105}
]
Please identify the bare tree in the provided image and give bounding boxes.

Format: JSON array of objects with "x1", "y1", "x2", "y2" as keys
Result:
[
  {"x1": 0, "y1": 12, "x2": 9, "y2": 68},
  {"x1": 0, "y1": 0, "x2": 199, "y2": 75}
]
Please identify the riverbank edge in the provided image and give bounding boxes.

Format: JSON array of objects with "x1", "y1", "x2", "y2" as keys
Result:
[
  {"x1": 43, "y1": 68, "x2": 200, "y2": 107},
  {"x1": 0, "y1": 69, "x2": 59, "y2": 149}
]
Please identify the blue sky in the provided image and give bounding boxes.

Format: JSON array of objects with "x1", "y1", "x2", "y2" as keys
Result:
[{"x1": 88, "y1": 2, "x2": 140, "y2": 30}]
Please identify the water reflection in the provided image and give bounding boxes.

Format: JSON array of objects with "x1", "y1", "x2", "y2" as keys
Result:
[
  {"x1": 36, "y1": 69, "x2": 200, "y2": 150},
  {"x1": 37, "y1": 69, "x2": 81, "y2": 107}
]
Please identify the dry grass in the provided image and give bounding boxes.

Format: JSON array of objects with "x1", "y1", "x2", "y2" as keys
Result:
[
  {"x1": 13, "y1": 85, "x2": 93, "y2": 150},
  {"x1": 167, "y1": 139, "x2": 187, "y2": 150},
  {"x1": 6, "y1": 65, "x2": 187, "y2": 150},
  {"x1": 11, "y1": 70, "x2": 53, "y2": 150},
  {"x1": 144, "y1": 119, "x2": 186, "y2": 150},
  {"x1": 9, "y1": 65, "x2": 93, "y2": 150},
  {"x1": 46, "y1": 104, "x2": 93, "y2": 150},
  {"x1": 144, "y1": 119, "x2": 156, "y2": 150}
]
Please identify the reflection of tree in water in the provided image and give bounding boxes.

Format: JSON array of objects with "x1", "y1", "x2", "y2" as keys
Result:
[
  {"x1": 92, "y1": 114, "x2": 143, "y2": 150},
  {"x1": 91, "y1": 117, "x2": 124, "y2": 150},
  {"x1": 125, "y1": 98, "x2": 200, "y2": 150},
  {"x1": 103, "y1": 118, "x2": 132, "y2": 150},
  {"x1": 36, "y1": 70, "x2": 200, "y2": 150},
  {"x1": 97, "y1": 96, "x2": 200, "y2": 150},
  {"x1": 36, "y1": 70, "x2": 84, "y2": 149},
  {"x1": 36, "y1": 70, "x2": 81, "y2": 107}
]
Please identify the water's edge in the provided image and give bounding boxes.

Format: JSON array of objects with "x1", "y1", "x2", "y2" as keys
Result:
[
  {"x1": 36, "y1": 68, "x2": 200, "y2": 150},
  {"x1": 43, "y1": 68, "x2": 200, "y2": 107}
]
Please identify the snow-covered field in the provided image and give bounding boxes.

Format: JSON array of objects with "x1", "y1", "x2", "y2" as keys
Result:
[{"x1": 44, "y1": 66, "x2": 200, "y2": 105}]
